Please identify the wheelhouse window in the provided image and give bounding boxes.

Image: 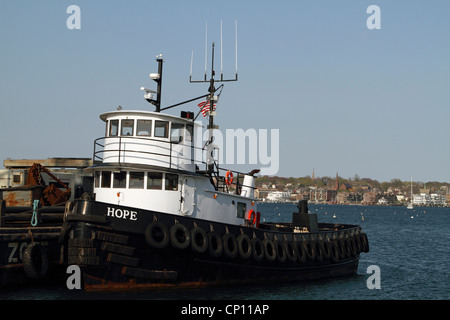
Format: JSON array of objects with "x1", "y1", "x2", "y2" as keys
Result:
[
  {"x1": 94, "y1": 171, "x2": 100, "y2": 188},
  {"x1": 186, "y1": 124, "x2": 193, "y2": 142},
  {"x1": 113, "y1": 171, "x2": 127, "y2": 188},
  {"x1": 129, "y1": 172, "x2": 144, "y2": 189},
  {"x1": 105, "y1": 120, "x2": 109, "y2": 137},
  {"x1": 121, "y1": 119, "x2": 134, "y2": 136},
  {"x1": 137, "y1": 120, "x2": 152, "y2": 136},
  {"x1": 101, "y1": 171, "x2": 112, "y2": 188},
  {"x1": 237, "y1": 202, "x2": 247, "y2": 219},
  {"x1": 109, "y1": 120, "x2": 119, "y2": 137},
  {"x1": 170, "y1": 123, "x2": 184, "y2": 144},
  {"x1": 165, "y1": 174, "x2": 178, "y2": 191},
  {"x1": 147, "y1": 172, "x2": 163, "y2": 189},
  {"x1": 154, "y1": 120, "x2": 169, "y2": 138}
]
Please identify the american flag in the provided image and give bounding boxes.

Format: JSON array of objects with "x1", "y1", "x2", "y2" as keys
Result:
[{"x1": 198, "y1": 100, "x2": 217, "y2": 117}]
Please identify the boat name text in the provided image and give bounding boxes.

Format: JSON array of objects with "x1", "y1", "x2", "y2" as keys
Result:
[{"x1": 107, "y1": 207, "x2": 138, "y2": 221}]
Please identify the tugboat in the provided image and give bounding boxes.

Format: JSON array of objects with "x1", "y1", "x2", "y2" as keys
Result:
[{"x1": 63, "y1": 51, "x2": 369, "y2": 291}]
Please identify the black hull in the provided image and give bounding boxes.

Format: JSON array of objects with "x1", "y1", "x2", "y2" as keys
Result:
[{"x1": 64, "y1": 199, "x2": 368, "y2": 291}]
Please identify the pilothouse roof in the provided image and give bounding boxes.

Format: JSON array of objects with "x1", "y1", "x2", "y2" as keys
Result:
[{"x1": 99, "y1": 109, "x2": 197, "y2": 125}]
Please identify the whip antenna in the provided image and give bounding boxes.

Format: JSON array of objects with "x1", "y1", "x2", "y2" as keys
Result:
[
  {"x1": 204, "y1": 21, "x2": 208, "y2": 81},
  {"x1": 235, "y1": 20, "x2": 238, "y2": 79},
  {"x1": 221, "y1": 20, "x2": 223, "y2": 81}
]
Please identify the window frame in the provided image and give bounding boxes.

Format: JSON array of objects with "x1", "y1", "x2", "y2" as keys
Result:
[
  {"x1": 113, "y1": 171, "x2": 127, "y2": 188},
  {"x1": 109, "y1": 120, "x2": 119, "y2": 137},
  {"x1": 147, "y1": 172, "x2": 163, "y2": 190},
  {"x1": 185, "y1": 124, "x2": 194, "y2": 142},
  {"x1": 165, "y1": 173, "x2": 179, "y2": 191},
  {"x1": 101, "y1": 171, "x2": 112, "y2": 188},
  {"x1": 236, "y1": 202, "x2": 247, "y2": 219},
  {"x1": 129, "y1": 171, "x2": 145, "y2": 189},
  {"x1": 170, "y1": 123, "x2": 185, "y2": 144},
  {"x1": 154, "y1": 120, "x2": 169, "y2": 138},
  {"x1": 121, "y1": 119, "x2": 135, "y2": 136},
  {"x1": 136, "y1": 119, "x2": 152, "y2": 137}
]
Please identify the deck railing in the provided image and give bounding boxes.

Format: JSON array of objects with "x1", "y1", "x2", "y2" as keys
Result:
[{"x1": 93, "y1": 136, "x2": 257, "y2": 195}]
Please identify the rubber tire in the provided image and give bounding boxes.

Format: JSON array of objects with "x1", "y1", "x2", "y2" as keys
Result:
[
  {"x1": 145, "y1": 222, "x2": 170, "y2": 249},
  {"x1": 23, "y1": 243, "x2": 48, "y2": 280},
  {"x1": 252, "y1": 237, "x2": 265, "y2": 262},
  {"x1": 222, "y1": 233, "x2": 238, "y2": 258},
  {"x1": 208, "y1": 232, "x2": 223, "y2": 258},
  {"x1": 237, "y1": 234, "x2": 252, "y2": 259},
  {"x1": 263, "y1": 239, "x2": 276, "y2": 262},
  {"x1": 191, "y1": 227, "x2": 208, "y2": 253},
  {"x1": 170, "y1": 223, "x2": 191, "y2": 250}
]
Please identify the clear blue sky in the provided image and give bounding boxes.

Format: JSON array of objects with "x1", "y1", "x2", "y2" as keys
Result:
[{"x1": 1, "y1": 0, "x2": 449, "y2": 183}]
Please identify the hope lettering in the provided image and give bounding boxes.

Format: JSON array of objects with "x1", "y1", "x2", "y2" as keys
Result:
[{"x1": 107, "y1": 207, "x2": 138, "y2": 221}]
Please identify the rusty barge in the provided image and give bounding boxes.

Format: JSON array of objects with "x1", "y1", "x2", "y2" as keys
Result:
[{"x1": 0, "y1": 158, "x2": 92, "y2": 287}]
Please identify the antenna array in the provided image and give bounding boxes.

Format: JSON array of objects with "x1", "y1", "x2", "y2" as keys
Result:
[{"x1": 190, "y1": 20, "x2": 238, "y2": 84}]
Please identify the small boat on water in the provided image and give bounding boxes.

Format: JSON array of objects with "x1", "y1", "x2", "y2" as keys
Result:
[{"x1": 62, "y1": 52, "x2": 369, "y2": 291}]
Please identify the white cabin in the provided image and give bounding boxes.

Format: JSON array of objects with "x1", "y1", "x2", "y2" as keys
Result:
[{"x1": 89, "y1": 110, "x2": 258, "y2": 226}]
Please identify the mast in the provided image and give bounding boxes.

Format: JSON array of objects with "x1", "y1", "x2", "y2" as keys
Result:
[
  {"x1": 190, "y1": 20, "x2": 239, "y2": 175},
  {"x1": 143, "y1": 54, "x2": 164, "y2": 112}
]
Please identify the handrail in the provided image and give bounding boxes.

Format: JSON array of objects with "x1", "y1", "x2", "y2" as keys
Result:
[
  {"x1": 93, "y1": 136, "x2": 199, "y2": 167},
  {"x1": 93, "y1": 136, "x2": 258, "y2": 194}
]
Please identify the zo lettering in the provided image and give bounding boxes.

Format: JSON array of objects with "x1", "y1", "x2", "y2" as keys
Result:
[{"x1": 107, "y1": 207, "x2": 138, "y2": 221}]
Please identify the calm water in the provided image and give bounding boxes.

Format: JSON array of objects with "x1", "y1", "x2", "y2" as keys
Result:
[{"x1": 1, "y1": 203, "x2": 449, "y2": 300}]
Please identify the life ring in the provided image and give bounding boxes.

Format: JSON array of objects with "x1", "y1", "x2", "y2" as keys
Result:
[
  {"x1": 263, "y1": 238, "x2": 276, "y2": 262},
  {"x1": 145, "y1": 221, "x2": 170, "y2": 249},
  {"x1": 22, "y1": 243, "x2": 48, "y2": 280},
  {"x1": 237, "y1": 234, "x2": 252, "y2": 259},
  {"x1": 247, "y1": 210, "x2": 256, "y2": 225},
  {"x1": 222, "y1": 233, "x2": 238, "y2": 258},
  {"x1": 170, "y1": 223, "x2": 191, "y2": 250},
  {"x1": 191, "y1": 227, "x2": 208, "y2": 253},
  {"x1": 208, "y1": 232, "x2": 223, "y2": 257},
  {"x1": 285, "y1": 241, "x2": 298, "y2": 262},
  {"x1": 225, "y1": 171, "x2": 234, "y2": 185},
  {"x1": 275, "y1": 240, "x2": 287, "y2": 263},
  {"x1": 252, "y1": 237, "x2": 264, "y2": 261}
]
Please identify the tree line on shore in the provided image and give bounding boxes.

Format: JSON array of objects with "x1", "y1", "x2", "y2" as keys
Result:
[{"x1": 256, "y1": 175, "x2": 450, "y2": 194}]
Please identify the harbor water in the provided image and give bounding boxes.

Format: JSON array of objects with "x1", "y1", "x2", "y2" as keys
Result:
[{"x1": 1, "y1": 203, "x2": 449, "y2": 300}]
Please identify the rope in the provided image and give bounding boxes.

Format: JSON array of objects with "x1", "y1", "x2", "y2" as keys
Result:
[{"x1": 31, "y1": 199, "x2": 39, "y2": 226}]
